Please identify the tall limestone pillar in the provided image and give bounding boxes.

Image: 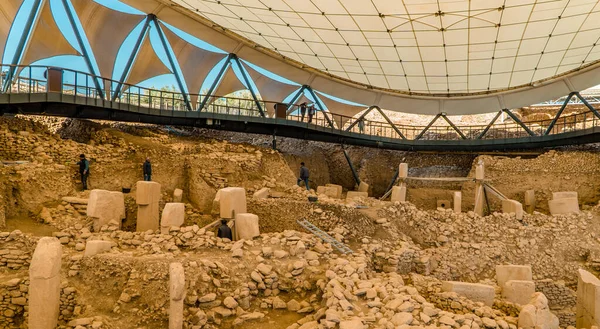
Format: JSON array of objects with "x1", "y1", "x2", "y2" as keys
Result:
[
  {"x1": 473, "y1": 161, "x2": 485, "y2": 216},
  {"x1": 169, "y1": 263, "x2": 185, "y2": 329},
  {"x1": 136, "y1": 181, "x2": 161, "y2": 231},
  {"x1": 391, "y1": 163, "x2": 408, "y2": 202},
  {"x1": 29, "y1": 237, "x2": 62, "y2": 329}
]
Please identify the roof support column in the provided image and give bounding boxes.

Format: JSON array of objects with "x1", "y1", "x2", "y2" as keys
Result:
[
  {"x1": 61, "y1": 0, "x2": 105, "y2": 99},
  {"x1": 544, "y1": 92, "x2": 576, "y2": 135},
  {"x1": 2, "y1": 0, "x2": 43, "y2": 93},
  {"x1": 306, "y1": 87, "x2": 335, "y2": 129},
  {"x1": 503, "y1": 109, "x2": 536, "y2": 136},
  {"x1": 152, "y1": 15, "x2": 192, "y2": 111},
  {"x1": 111, "y1": 15, "x2": 152, "y2": 102},
  {"x1": 415, "y1": 113, "x2": 441, "y2": 140},
  {"x1": 198, "y1": 54, "x2": 233, "y2": 112},
  {"x1": 231, "y1": 55, "x2": 264, "y2": 117}
]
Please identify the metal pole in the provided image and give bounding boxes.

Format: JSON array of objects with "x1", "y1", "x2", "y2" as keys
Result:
[
  {"x1": 61, "y1": 0, "x2": 104, "y2": 99},
  {"x1": 152, "y1": 16, "x2": 192, "y2": 111},
  {"x1": 375, "y1": 106, "x2": 406, "y2": 139},
  {"x1": 477, "y1": 110, "x2": 502, "y2": 139},
  {"x1": 342, "y1": 147, "x2": 361, "y2": 185},
  {"x1": 383, "y1": 167, "x2": 400, "y2": 198},
  {"x1": 415, "y1": 114, "x2": 441, "y2": 140},
  {"x1": 231, "y1": 55, "x2": 264, "y2": 117},
  {"x1": 198, "y1": 54, "x2": 233, "y2": 111},
  {"x1": 286, "y1": 86, "x2": 306, "y2": 114},
  {"x1": 575, "y1": 92, "x2": 600, "y2": 120},
  {"x1": 503, "y1": 109, "x2": 536, "y2": 136},
  {"x1": 112, "y1": 15, "x2": 152, "y2": 101},
  {"x1": 2, "y1": 0, "x2": 43, "y2": 93},
  {"x1": 441, "y1": 114, "x2": 467, "y2": 139},
  {"x1": 306, "y1": 87, "x2": 335, "y2": 129},
  {"x1": 545, "y1": 92, "x2": 575, "y2": 135}
]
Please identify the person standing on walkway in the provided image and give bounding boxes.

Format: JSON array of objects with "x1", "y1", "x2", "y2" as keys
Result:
[
  {"x1": 143, "y1": 157, "x2": 152, "y2": 181},
  {"x1": 300, "y1": 102, "x2": 307, "y2": 122},
  {"x1": 297, "y1": 162, "x2": 310, "y2": 191},
  {"x1": 307, "y1": 104, "x2": 315, "y2": 123},
  {"x1": 77, "y1": 154, "x2": 89, "y2": 191},
  {"x1": 358, "y1": 117, "x2": 365, "y2": 133},
  {"x1": 217, "y1": 219, "x2": 233, "y2": 240}
]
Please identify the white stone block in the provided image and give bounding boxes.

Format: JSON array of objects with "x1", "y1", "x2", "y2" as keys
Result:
[
  {"x1": 173, "y1": 188, "x2": 183, "y2": 203},
  {"x1": 326, "y1": 184, "x2": 343, "y2": 198},
  {"x1": 475, "y1": 164, "x2": 485, "y2": 180},
  {"x1": 253, "y1": 187, "x2": 270, "y2": 199},
  {"x1": 503, "y1": 280, "x2": 536, "y2": 305},
  {"x1": 552, "y1": 191, "x2": 578, "y2": 200},
  {"x1": 357, "y1": 181, "x2": 369, "y2": 194},
  {"x1": 136, "y1": 181, "x2": 161, "y2": 232},
  {"x1": 391, "y1": 185, "x2": 406, "y2": 202},
  {"x1": 399, "y1": 163, "x2": 408, "y2": 179},
  {"x1": 170, "y1": 262, "x2": 185, "y2": 329},
  {"x1": 441, "y1": 281, "x2": 495, "y2": 306},
  {"x1": 548, "y1": 197, "x2": 579, "y2": 215},
  {"x1": 84, "y1": 240, "x2": 113, "y2": 257},
  {"x1": 496, "y1": 265, "x2": 532, "y2": 289},
  {"x1": 136, "y1": 181, "x2": 161, "y2": 206},
  {"x1": 219, "y1": 187, "x2": 247, "y2": 219},
  {"x1": 453, "y1": 191, "x2": 462, "y2": 213},
  {"x1": 87, "y1": 190, "x2": 125, "y2": 231},
  {"x1": 235, "y1": 213, "x2": 260, "y2": 240},
  {"x1": 29, "y1": 237, "x2": 62, "y2": 329},
  {"x1": 502, "y1": 199, "x2": 524, "y2": 220},
  {"x1": 161, "y1": 203, "x2": 185, "y2": 234}
]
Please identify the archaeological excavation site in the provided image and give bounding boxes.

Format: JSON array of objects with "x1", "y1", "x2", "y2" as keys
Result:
[{"x1": 1, "y1": 113, "x2": 600, "y2": 329}]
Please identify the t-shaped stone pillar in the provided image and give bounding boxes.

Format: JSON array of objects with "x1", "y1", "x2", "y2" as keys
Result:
[
  {"x1": 473, "y1": 161, "x2": 485, "y2": 216},
  {"x1": 136, "y1": 181, "x2": 161, "y2": 232},
  {"x1": 29, "y1": 237, "x2": 62, "y2": 329},
  {"x1": 169, "y1": 262, "x2": 185, "y2": 329},
  {"x1": 391, "y1": 163, "x2": 409, "y2": 202}
]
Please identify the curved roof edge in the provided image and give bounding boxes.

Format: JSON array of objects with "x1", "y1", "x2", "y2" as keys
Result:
[{"x1": 120, "y1": 0, "x2": 600, "y2": 115}]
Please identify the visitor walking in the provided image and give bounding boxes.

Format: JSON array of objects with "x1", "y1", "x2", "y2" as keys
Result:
[
  {"x1": 300, "y1": 102, "x2": 307, "y2": 122},
  {"x1": 307, "y1": 104, "x2": 315, "y2": 123},
  {"x1": 217, "y1": 219, "x2": 233, "y2": 240},
  {"x1": 358, "y1": 117, "x2": 365, "y2": 133},
  {"x1": 297, "y1": 162, "x2": 310, "y2": 191},
  {"x1": 143, "y1": 157, "x2": 152, "y2": 181},
  {"x1": 77, "y1": 154, "x2": 89, "y2": 191}
]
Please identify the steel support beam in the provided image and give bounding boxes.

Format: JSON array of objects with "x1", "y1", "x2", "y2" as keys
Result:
[
  {"x1": 440, "y1": 114, "x2": 467, "y2": 139},
  {"x1": 375, "y1": 106, "x2": 407, "y2": 139},
  {"x1": 575, "y1": 92, "x2": 600, "y2": 120},
  {"x1": 503, "y1": 109, "x2": 536, "y2": 136},
  {"x1": 2, "y1": 0, "x2": 43, "y2": 93},
  {"x1": 345, "y1": 106, "x2": 375, "y2": 131},
  {"x1": 286, "y1": 85, "x2": 307, "y2": 114},
  {"x1": 544, "y1": 92, "x2": 575, "y2": 135},
  {"x1": 383, "y1": 166, "x2": 400, "y2": 198},
  {"x1": 61, "y1": 0, "x2": 105, "y2": 99},
  {"x1": 232, "y1": 55, "x2": 264, "y2": 117},
  {"x1": 306, "y1": 87, "x2": 335, "y2": 129},
  {"x1": 198, "y1": 54, "x2": 233, "y2": 111},
  {"x1": 152, "y1": 15, "x2": 192, "y2": 111},
  {"x1": 415, "y1": 113, "x2": 441, "y2": 140},
  {"x1": 111, "y1": 15, "x2": 152, "y2": 101},
  {"x1": 477, "y1": 110, "x2": 502, "y2": 139},
  {"x1": 342, "y1": 147, "x2": 361, "y2": 185}
]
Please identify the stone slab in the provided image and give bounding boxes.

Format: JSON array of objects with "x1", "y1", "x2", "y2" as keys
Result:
[
  {"x1": 577, "y1": 269, "x2": 600, "y2": 329},
  {"x1": 399, "y1": 163, "x2": 408, "y2": 179},
  {"x1": 136, "y1": 181, "x2": 161, "y2": 232},
  {"x1": 325, "y1": 184, "x2": 343, "y2": 198},
  {"x1": 391, "y1": 185, "x2": 407, "y2": 203},
  {"x1": 235, "y1": 213, "x2": 260, "y2": 241},
  {"x1": 87, "y1": 190, "x2": 125, "y2": 231},
  {"x1": 29, "y1": 237, "x2": 62, "y2": 329},
  {"x1": 548, "y1": 197, "x2": 579, "y2": 215},
  {"x1": 552, "y1": 191, "x2": 578, "y2": 200},
  {"x1": 502, "y1": 199, "x2": 524, "y2": 220},
  {"x1": 173, "y1": 188, "x2": 183, "y2": 203},
  {"x1": 219, "y1": 187, "x2": 247, "y2": 219},
  {"x1": 161, "y1": 203, "x2": 185, "y2": 234},
  {"x1": 441, "y1": 281, "x2": 495, "y2": 306},
  {"x1": 503, "y1": 280, "x2": 536, "y2": 305},
  {"x1": 525, "y1": 190, "x2": 535, "y2": 214},
  {"x1": 346, "y1": 191, "x2": 368, "y2": 201},
  {"x1": 170, "y1": 262, "x2": 185, "y2": 329},
  {"x1": 253, "y1": 187, "x2": 270, "y2": 199},
  {"x1": 357, "y1": 182, "x2": 369, "y2": 194},
  {"x1": 475, "y1": 164, "x2": 485, "y2": 180},
  {"x1": 496, "y1": 265, "x2": 532, "y2": 289},
  {"x1": 136, "y1": 181, "x2": 161, "y2": 206},
  {"x1": 453, "y1": 191, "x2": 462, "y2": 214},
  {"x1": 84, "y1": 240, "x2": 113, "y2": 257}
]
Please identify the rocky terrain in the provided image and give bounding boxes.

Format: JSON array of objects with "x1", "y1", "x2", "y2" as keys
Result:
[{"x1": 1, "y1": 115, "x2": 600, "y2": 329}]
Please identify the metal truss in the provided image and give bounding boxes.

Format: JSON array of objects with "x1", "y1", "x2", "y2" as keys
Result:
[
  {"x1": 502, "y1": 109, "x2": 536, "y2": 136},
  {"x1": 415, "y1": 113, "x2": 466, "y2": 140}
]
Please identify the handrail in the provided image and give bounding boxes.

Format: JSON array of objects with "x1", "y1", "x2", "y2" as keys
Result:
[{"x1": 1, "y1": 64, "x2": 599, "y2": 142}]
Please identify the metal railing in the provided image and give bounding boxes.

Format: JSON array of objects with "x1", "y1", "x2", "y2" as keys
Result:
[{"x1": 2, "y1": 64, "x2": 600, "y2": 142}]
